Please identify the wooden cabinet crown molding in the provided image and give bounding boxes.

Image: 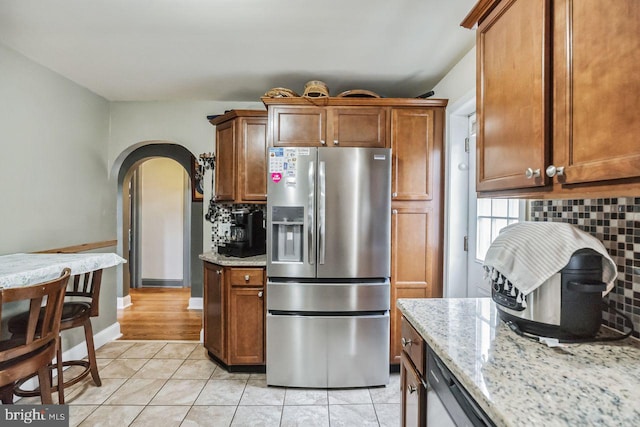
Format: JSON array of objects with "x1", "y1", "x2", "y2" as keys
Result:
[
  {"x1": 461, "y1": 0, "x2": 502, "y2": 28},
  {"x1": 209, "y1": 109, "x2": 267, "y2": 126},
  {"x1": 262, "y1": 97, "x2": 448, "y2": 108}
]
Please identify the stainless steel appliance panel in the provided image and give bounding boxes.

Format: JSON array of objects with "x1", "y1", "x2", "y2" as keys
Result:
[
  {"x1": 267, "y1": 148, "x2": 317, "y2": 278},
  {"x1": 316, "y1": 148, "x2": 391, "y2": 279},
  {"x1": 498, "y1": 274, "x2": 561, "y2": 325},
  {"x1": 266, "y1": 313, "x2": 328, "y2": 387},
  {"x1": 267, "y1": 279, "x2": 390, "y2": 312},
  {"x1": 266, "y1": 313, "x2": 389, "y2": 388},
  {"x1": 326, "y1": 313, "x2": 389, "y2": 387}
]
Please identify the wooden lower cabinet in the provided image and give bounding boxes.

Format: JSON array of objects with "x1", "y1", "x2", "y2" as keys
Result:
[
  {"x1": 401, "y1": 336, "x2": 426, "y2": 427},
  {"x1": 204, "y1": 262, "x2": 225, "y2": 358},
  {"x1": 228, "y1": 284, "x2": 265, "y2": 365},
  {"x1": 203, "y1": 262, "x2": 265, "y2": 367}
]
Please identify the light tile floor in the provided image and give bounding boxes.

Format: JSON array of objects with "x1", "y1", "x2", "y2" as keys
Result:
[{"x1": 16, "y1": 341, "x2": 400, "y2": 427}]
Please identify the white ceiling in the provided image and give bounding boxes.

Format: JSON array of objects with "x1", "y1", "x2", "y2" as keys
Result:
[{"x1": 0, "y1": 0, "x2": 477, "y2": 102}]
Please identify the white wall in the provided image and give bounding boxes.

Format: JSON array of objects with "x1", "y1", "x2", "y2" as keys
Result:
[
  {"x1": 0, "y1": 43, "x2": 118, "y2": 345},
  {"x1": 432, "y1": 46, "x2": 477, "y2": 298},
  {"x1": 108, "y1": 100, "x2": 263, "y2": 174},
  {"x1": 140, "y1": 158, "x2": 185, "y2": 280},
  {"x1": 433, "y1": 46, "x2": 476, "y2": 108},
  {"x1": 108, "y1": 100, "x2": 263, "y2": 252},
  {"x1": 0, "y1": 43, "x2": 113, "y2": 253}
]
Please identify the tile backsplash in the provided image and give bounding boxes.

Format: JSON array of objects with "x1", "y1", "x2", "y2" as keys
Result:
[
  {"x1": 209, "y1": 203, "x2": 266, "y2": 251},
  {"x1": 529, "y1": 197, "x2": 640, "y2": 339}
]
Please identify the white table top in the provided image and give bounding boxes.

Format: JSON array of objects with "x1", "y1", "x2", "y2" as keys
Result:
[{"x1": 0, "y1": 253, "x2": 126, "y2": 289}]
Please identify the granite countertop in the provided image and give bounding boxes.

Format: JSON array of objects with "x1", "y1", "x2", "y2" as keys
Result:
[
  {"x1": 397, "y1": 298, "x2": 640, "y2": 427},
  {"x1": 199, "y1": 251, "x2": 266, "y2": 267}
]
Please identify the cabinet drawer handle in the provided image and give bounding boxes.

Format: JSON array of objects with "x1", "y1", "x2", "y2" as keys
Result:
[
  {"x1": 545, "y1": 165, "x2": 565, "y2": 178},
  {"x1": 524, "y1": 168, "x2": 541, "y2": 179},
  {"x1": 401, "y1": 337, "x2": 412, "y2": 347},
  {"x1": 258, "y1": 291, "x2": 263, "y2": 298},
  {"x1": 408, "y1": 384, "x2": 417, "y2": 394},
  {"x1": 244, "y1": 274, "x2": 250, "y2": 281},
  {"x1": 333, "y1": 140, "x2": 339, "y2": 145}
]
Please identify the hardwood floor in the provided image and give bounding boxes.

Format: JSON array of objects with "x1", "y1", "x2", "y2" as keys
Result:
[{"x1": 117, "y1": 287, "x2": 202, "y2": 341}]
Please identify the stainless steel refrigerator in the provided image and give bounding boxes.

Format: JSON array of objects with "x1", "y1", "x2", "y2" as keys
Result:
[{"x1": 266, "y1": 146, "x2": 391, "y2": 388}]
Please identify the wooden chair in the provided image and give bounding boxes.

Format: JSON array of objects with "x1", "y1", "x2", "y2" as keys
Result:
[
  {"x1": 8, "y1": 269, "x2": 103, "y2": 404},
  {"x1": 0, "y1": 268, "x2": 69, "y2": 405}
]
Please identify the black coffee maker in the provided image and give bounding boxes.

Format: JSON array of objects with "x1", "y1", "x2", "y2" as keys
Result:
[{"x1": 218, "y1": 209, "x2": 266, "y2": 257}]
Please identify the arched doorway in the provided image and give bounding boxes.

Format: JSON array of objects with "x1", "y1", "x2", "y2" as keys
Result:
[{"x1": 113, "y1": 141, "x2": 204, "y2": 340}]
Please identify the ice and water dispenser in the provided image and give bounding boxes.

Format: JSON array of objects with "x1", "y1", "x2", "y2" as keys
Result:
[{"x1": 270, "y1": 206, "x2": 304, "y2": 262}]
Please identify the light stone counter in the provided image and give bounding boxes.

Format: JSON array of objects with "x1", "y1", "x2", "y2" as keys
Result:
[
  {"x1": 199, "y1": 251, "x2": 266, "y2": 267},
  {"x1": 397, "y1": 298, "x2": 640, "y2": 427}
]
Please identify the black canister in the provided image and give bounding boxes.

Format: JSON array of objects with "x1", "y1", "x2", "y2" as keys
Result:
[{"x1": 560, "y1": 249, "x2": 606, "y2": 338}]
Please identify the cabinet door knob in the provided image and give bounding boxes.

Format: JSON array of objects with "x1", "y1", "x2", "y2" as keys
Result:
[
  {"x1": 244, "y1": 274, "x2": 250, "y2": 281},
  {"x1": 524, "y1": 168, "x2": 541, "y2": 179},
  {"x1": 392, "y1": 192, "x2": 398, "y2": 198},
  {"x1": 545, "y1": 165, "x2": 565, "y2": 177},
  {"x1": 333, "y1": 140, "x2": 339, "y2": 145},
  {"x1": 216, "y1": 270, "x2": 222, "y2": 275},
  {"x1": 392, "y1": 209, "x2": 398, "y2": 215},
  {"x1": 408, "y1": 384, "x2": 417, "y2": 394},
  {"x1": 258, "y1": 291, "x2": 263, "y2": 298},
  {"x1": 320, "y1": 140, "x2": 326, "y2": 145},
  {"x1": 401, "y1": 337, "x2": 412, "y2": 347}
]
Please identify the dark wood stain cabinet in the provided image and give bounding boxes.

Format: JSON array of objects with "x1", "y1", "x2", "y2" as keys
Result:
[
  {"x1": 553, "y1": 0, "x2": 640, "y2": 185},
  {"x1": 263, "y1": 97, "x2": 446, "y2": 365},
  {"x1": 476, "y1": 0, "x2": 551, "y2": 192},
  {"x1": 266, "y1": 101, "x2": 386, "y2": 148},
  {"x1": 464, "y1": 0, "x2": 640, "y2": 196},
  {"x1": 204, "y1": 262, "x2": 265, "y2": 368},
  {"x1": 400, "y1": 316, "x2": 427, "y2": 427},
  {"x1": 210, "y1": 110, "x2": 268, "y2": 203}
]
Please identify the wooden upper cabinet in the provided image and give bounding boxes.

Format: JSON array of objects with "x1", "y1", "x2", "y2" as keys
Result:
[
  {"x1": 238, "y1": 117, "x2": 268, "y2": 201},
  {"x1": 264, "y1": 98, "x2": 391, "y2": 148},
  {"x1": 214, "y1": 120, "x2": 236, "y2": 201},
  {"x1": 270, "y1": 106, "x2": 327, "y2": 146},
  {"x1": 553, "y1": 0, "x2": 640, "y2": 185},
  {"x1": 476, "y1": 0, "x2": 551, "y2": 192},
  {"x1": 330, "y1": 107, "x2": 387, "y2": 147},
  {"x1": 391, "y1": 108, "x2": 436, "y2": 201},
  {"x1": 466, "y1": 0, "x2": 640, "y2": 195},
  {"x1": 210, "y1": 110, "x2": 268, "y2": 203}
]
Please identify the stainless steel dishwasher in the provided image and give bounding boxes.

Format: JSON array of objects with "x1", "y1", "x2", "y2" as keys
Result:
[{"x1": 427, "y1": 346, "x2": 494, "y2": 426}]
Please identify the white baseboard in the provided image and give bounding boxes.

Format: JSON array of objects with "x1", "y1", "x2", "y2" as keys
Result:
[
  {"x1": 117, "y1": 295, "x2": 132, "y2": 309},
  {"x1": 14, "y1": 322, "x2": 122, "y2": 401},
  {"x1": 188, "y1": 297, "x2": 203, "y2": 310}
]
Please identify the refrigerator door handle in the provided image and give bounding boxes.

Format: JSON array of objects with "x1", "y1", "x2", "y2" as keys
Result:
[
  {"x1": 318, "y1": 160, "x2": 326, "y2": 265},
  {"x1": 308, "y1": 160, "x2": 315, "y2": 265}
]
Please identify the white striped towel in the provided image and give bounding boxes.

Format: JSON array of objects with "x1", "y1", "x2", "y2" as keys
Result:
[{"x1": 483, "y1": 222, "x2": 617, "y2": 296}]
